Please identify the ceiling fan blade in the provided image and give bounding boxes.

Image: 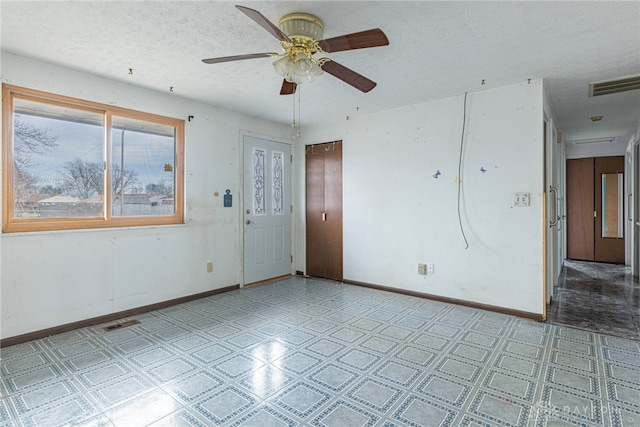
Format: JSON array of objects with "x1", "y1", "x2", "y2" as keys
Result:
[
  {"x1": 280, "y1": 80, "x2": 297, "y2": 95},
  {"x1": 202, "y1": 52, "x2": 277, "y2": 64},
  {"x1": 236, "y1": 5, "x2": 291, "y2": 43},
  {"x1": 318, "y1": 29, "x2": 389, "y2": 53},
  {"x1": 321, "y1": 60, "x2": 377, "y2": 93}
]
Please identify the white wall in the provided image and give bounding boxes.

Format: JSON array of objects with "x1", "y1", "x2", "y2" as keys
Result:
[
  {"x1": 0, "y1": 53, "x2": 291, "y2": 339},
  {"x1": 297, "y1": 81, "x2": 545, "y2": 315}
]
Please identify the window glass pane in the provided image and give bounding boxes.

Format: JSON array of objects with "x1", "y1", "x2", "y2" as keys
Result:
[
  {"x1": 253, "y1": 148, "x2": 265, "y2": 215},
  {"x1": 272, "y1": 150, "x2": 283, "y2": 215},
  {"x1": 13, "y1": 98, "x2": 104, "y2": 219},
  {"x1": 111, "y1": 116, "x2": 176, "y2": 217}
]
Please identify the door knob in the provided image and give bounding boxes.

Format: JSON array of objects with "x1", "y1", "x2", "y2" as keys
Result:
[{"x1": 246, "y1": 219, "x2": 253, "y2": 225}]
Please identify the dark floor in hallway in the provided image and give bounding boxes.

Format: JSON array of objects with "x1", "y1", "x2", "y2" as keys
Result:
[{"x1": 547, "y1": 260, "x2": 640, "y2": 341}]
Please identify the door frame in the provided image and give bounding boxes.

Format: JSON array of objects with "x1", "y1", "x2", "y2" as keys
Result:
[
  {"x1": 632, "y1": 140, "x2": 640, "y2": 277},
  {"x1": 544, "y1": 115, "x2": 564, "y2": 313},
  {"x1": 239, "y1": 131, "x2": 296, "y2": 287}
]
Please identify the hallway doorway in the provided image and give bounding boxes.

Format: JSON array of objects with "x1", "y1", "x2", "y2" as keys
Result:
[{"x1": 547, "y1": 260, "x2": 640, "y2": 340}]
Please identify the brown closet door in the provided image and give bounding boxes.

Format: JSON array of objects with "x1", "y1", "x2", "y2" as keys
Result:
[
  {"x1": 594, "y1": 156, "x2": 625, "y2": 263},
  {"x1": 306, "y1": 145, "x2": 326, "y2": 278},
  {"x1": 323, "y1": 143, "x2": 343, "y2": 281},
  {"x1": 305, "y1": 142, "x2": 343, "y2": 280},
  {"x1": 567, "y1": 158, "x2": 595, "y2": 261}
]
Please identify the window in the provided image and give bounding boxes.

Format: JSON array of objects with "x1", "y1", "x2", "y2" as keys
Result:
[{"x1": 2, "y1": 84, "x2": 184, "y2": 232}]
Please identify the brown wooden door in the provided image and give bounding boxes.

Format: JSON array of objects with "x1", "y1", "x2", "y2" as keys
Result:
[
  {"x1": 567, "y1": 158, "x2": 595, "y2": 260},
  {"x1": 566, "y1": 156, "x2": 625, "y2": 263},
  {"x1": 306, "y1": 141, "x2": 343, "y2": 280},
  {"x1": 594, "y1": 156, "x2": 625, "y2": 263}
]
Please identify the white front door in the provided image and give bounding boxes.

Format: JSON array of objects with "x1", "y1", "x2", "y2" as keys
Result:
[{"x1": 243, "y1": 135, "x2": 292, "y2": 284}]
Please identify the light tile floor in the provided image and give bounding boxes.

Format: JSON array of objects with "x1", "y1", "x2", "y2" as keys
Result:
[{"x1": 1, "y1": 277, "x2": 639, "y2": 426}]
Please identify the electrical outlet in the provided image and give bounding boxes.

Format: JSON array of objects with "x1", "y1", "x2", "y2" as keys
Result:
[
  {"x1": 418, "y1": 263, "x2": 427, "y2": 275},
  {"x1": 513, "y1": 192, "x2": 531, "y2": 207},
  {"x1": 427, "y1": 263, "x2": 435, "y2": 274},
  {"x1": 206, "y1": 262, "x2": 213, "y2": 273}
]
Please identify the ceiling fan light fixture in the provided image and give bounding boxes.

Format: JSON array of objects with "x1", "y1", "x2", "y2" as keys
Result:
[{"x1": 273, "y1": 54, "x2": 323, "y2": 84}]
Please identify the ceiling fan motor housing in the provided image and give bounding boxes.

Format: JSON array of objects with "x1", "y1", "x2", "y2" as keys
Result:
[{"x1": 278, "y1": 13, "x2": 324, "y2": 42}]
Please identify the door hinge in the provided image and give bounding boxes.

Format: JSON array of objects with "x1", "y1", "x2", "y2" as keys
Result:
[
  {"x1": 594, "y1": 210, "x2": 597, "y2": 218},
  {"x1": 290, "y1": 154, "x2": 293, "y2": 162},
  {"x1": 291, "y1": 255, "x2": 293, "y2": 263},
  {"x1": 290, "y1": 205, "x2": 293, "y2": 213}
]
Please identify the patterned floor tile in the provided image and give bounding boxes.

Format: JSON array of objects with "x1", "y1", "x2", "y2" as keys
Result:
[
  {"x1": 104, "y1": 389, "x2": 182, "y2": 427},
  {"x1": 467, "y1": 390, "x2": 531, "y2": 426},
  {"x1": 213, "y1": 354, "x2": 264, "y2": 380},
  {"x1": 2, "y1": 363, "x2": 67, "y2": 393},
  {"x1": 1, "y1": 351, "x2": 56, "y2": 377},
  {"x1": 248, "y1": 339, "x2": 289, "y2": 363},
  {"x1": 391, "y1": 394, "x2": 457, "y2": 426},
  {"x1": 545, "y1": 365, "x2": 600, "y2": 396},
  {"x1": 539, "y1": 385, "x2": 604, "y2": 425},
  {"x1": 89, "y1": 375, "x2": 154, "y2": 410},
  {"x1": 273, "y1": 382, "x2": 331, "y2": 419},
  {"x1": 3, "y1": 276, "x2": 639, "y2": 426},
  {"x1": 393, "y1": 344, "x2": 437, "y2": 368},
  {"x1": 336, "y1": 349, "x2": 381, "y2": 372},
  {"x1": 492, "y1": 353, "x2": 542, "y2": 379},
  {"x1": 146, "y1": 356, "x2": 200, "y2": 384},
  {"x1": 149, "y1": 407, "x2": 208, "y2": 427},
  {"x1": 1, "y1": 342, "x2": 43, "y2": 362},
  {"x1": 549, "y1": 350, "x2": 598, "y2": 374},
  {"x1": 305, "y1": 339, "x2": 346, "y2": 358},
  {"x1": 329, "y1": 327, "x2": 366, "y2": 344},
  {"x1": 608, "y1": 403, "x2": 640, "y2": 427},
  {"x1": 460, "y1": 330, "x2": 500, "y2": 348},
  {"x1": 360, "y1": 336, "x2": 399, "y2": 355},
  {"x1": 415, "y1": 374, "x2": 472, "y2": 408},
  {"x1": 603, "y1": 362, "x2": 640, "y2": 386},
  {"x1": 552, "y1": 337, "x2": 596, "y2": 357},
  {"x1": 481, "y1": 369, "x2": 536, "y2": 402},
  {"x1": 127, "y1": 346, "x2": 176, "y2": 368},
  {"x1": 606, "y1": 380, "x2": 640, "y2": 410},
  {"x1": 229, "y1": 404, "x2": 298, "y2": 427},
  {"x1": 227, "y1": 332, "x2": 265, "y2": 349},
  {"x1": 238, "y1": 365, "x2": 294, "y2": 399},
  {"x1": 311, "y1": 399, "x2": 379, "y2": 427},
  {"x1": 448, "y1": 342, "x2": 492, "y2": 364},
  {"x1": 601, "y1": 347, "x2": 640, "y2": 367},
  {"x1": 411, "y1": 333, "x2": 452, "y2": 351},
  {"x1": 170, "y1": 334, "x2": 211, "y2": 352},
  {"x1": 433, "y1": 357, "x2": 483, "y2": 383},
  {"x1": 309, "y1": 363, "x2": 359, "y2": 392},
  {"x1": 278, "y1": 329, "x2": 317, "y2": 346},
  {"x1": 194, "y1": 386, "x2": 257, "y2": 425},
  {"x1": 75, "y1": 362, "x2": 133, "y2": 389},
  {"x1": 372, "y1": 360, "x2": 421, "y2": 387},
  {"x1": 110, "y1": 336, "x2": 158, "y2": 356},
  {"x1": 18, "y1": 395, "x2": 98, "y2": 426},
  {"x1": 345, "y1": 378, "x2": 404, "y2": 414},
  {"x1": 503, "y1": 339, "x2": 546, "y2": 360},
  {"x1": 191, "y1": 343, "x2": 234, "y2": 365}
]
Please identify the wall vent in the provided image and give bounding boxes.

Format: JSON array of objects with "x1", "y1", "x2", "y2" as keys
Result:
[{"x1": 589, "y1": 75, "x2": 640, "y2": 97}]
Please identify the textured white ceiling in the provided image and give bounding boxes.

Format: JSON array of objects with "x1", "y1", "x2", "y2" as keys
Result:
[{"x1": 1, "y1": 1, "x2": 639, "y2": 143}]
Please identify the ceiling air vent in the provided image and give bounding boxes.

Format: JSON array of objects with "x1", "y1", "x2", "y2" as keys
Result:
[{"x1": 589, "y1": 75, "x2": 640, "y2": 97}]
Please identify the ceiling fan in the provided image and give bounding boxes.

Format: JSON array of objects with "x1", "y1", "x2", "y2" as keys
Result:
[{"x1": 202, "y1": 5, "x2": 389, "y2": 95}]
